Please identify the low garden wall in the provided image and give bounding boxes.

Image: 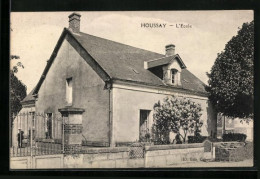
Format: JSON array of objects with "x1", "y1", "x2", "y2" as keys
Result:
[
  {"x1": 11, "y1": 140, "x2": 252, "y2": 168},
  {"x1": 64, "y1": 147, "x2": 144, "y2": 168},
  {"x1": 145, "y1": 143, "x2": 208, "y2": 167},
  {"x1": 64, "y1": 142, "x2": 213, "y2": 168}
]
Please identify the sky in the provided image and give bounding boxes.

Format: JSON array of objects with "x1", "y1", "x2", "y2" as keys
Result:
[{"x1": 11, "y1": 11, "x2": 253, "y2": 94}]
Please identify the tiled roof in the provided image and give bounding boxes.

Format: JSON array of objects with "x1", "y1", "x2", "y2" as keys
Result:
[
  {"x1": 71, "y1": 30, "x2": 207, "y2": 94},
  {"x1": 26, "y1": 28, "x2": 207, "y2": 102},
  {"x1": 73, "y1": 31, "x2": 165, "y2": 86},
  {"x1": 180, "y1": 69, "x2": 207, "y2": 93},
  {"x1": 145, "y1": 54, "x2": 186, "y2": 69},
  {"x1": 21, "y1": 88, "x2": 35, "y2": 104}
]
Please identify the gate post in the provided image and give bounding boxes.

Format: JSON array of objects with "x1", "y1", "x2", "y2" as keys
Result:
[{"x1": 58, "y1": 107, "x2": 85, "y2": 154}]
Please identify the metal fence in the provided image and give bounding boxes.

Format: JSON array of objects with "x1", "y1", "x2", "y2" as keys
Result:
[
  {"x1": 129, "y1": 143, "x2": 145, "y2": 159},
  {"x1": 10, "y1": 112, "x2": 64, "y2": 157}
]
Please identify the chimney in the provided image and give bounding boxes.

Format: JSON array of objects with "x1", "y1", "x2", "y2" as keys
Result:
[
  {"x1": 68, "y1": 12, "x2": 81, "y2": 33},
  {"x1": 165, "y1": 44, "x2": 175, "y2": 57}
]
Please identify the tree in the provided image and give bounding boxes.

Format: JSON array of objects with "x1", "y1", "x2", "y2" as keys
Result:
[
  {"x1": 10, "y1": 55, "x2": 27, "y2": 147},
  {"x1": 206, "y1": 21, "x2": 254, "y2": 119},
  {"x1": 10, "y1": 55, "x2": 27, "y2": 116},
  {"x1": 152, "y1": 96, "x2": 203, "y2": 144}
]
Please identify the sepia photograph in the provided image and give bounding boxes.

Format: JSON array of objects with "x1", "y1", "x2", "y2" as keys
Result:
[{"x1": 10, "y1": 11, "x2": 254, "y2": 169}]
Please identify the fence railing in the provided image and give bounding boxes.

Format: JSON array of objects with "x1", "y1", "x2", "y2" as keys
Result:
[{"x1": 10, "y1": 112, "x2": 64, "y2": 157}]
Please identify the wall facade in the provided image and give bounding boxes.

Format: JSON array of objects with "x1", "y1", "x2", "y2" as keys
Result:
[
  {"x1": 112, "y1": 83, "x2": 217, "y2": 144},
  {"x1": 36, "y1": 36, "x2": 110, "y2": 145}
]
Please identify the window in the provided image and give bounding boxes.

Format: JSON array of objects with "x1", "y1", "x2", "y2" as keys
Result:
[
  {"x1": 139, "y1": 110, "x2": 151, "y2": 142},
  {"x1": 45, "y1": 113, "x2": 53, "y2": 139},
  {"x1": 66, "y1": 77, "x2": 73, "y2": 105},
  {"x1": 171, "y1": 69, "x2": 178, "y2": 85}
]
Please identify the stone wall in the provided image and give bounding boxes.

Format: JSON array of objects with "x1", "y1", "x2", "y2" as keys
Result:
[
  {"x1": 214, "y1": 142, "x2": 251, "y2": 162},
  {"x1": 64, "y1": 143, "x2": 210, "y2": 168},
  {"x1": 10, "y1": 154, "x2": 64, "y2": 169},
  {"x1": 64, "y1": 147, "x2": 144, "y2": 168},
  {"x1": 11, "y1": 142, "x2": 214, "y2": 169},
  {"x1": 145, "y1": 143, "x2": 207, "y2": 167}
]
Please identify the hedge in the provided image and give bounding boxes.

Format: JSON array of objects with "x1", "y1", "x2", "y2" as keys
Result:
[
  {"x1": 188, "y1": 136, "x2": 207, "y2": 143},
  {"x1": 222, "y1": 133, "x2": 247, "y2": 142}
]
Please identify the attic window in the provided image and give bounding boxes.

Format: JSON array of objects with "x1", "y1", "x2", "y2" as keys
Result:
[{"x1": 171, "y1": 69, "x2": 178, "y2": 85}]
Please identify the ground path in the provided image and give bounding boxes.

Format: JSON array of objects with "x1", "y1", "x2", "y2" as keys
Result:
[{"x1": 168, "y1": 159, "x2": 253, "y2": 168}]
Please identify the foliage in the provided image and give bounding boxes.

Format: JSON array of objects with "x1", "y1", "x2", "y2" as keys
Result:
[
  {"x1": 152, "y1": 95, "x2": 203, "y2": 144},
  {"x1": 222, "y1": 133, "x2": 247, "y2": 142},
  {"x1": 206, "y1": 21, "x2": 254, "y2": 119},
  {"x1": 139, "y1": 130, "x2": 151, "y2": 143},
  {"x1": 10, "y1": 55, "x2": 27, "y2": 117},
  {"x1": 187, "y1": 135, "x2": 207, "y2": 143}
]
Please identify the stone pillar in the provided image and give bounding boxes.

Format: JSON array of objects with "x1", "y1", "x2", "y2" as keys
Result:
[{"x1": 58, "y1": 107, "x2": 85, "y2": 154}]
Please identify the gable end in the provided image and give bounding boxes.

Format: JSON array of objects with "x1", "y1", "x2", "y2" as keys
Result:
[{"x1": 33, "y1": 28, "x2": 111, "y2": 95}]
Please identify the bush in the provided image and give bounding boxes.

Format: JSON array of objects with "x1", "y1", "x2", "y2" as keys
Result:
[
  {"x1": 153, "y1": 139, "x2": 170, "y2": 145},
  {"x1": 152, "y1": 96, "x2": 203, "y2": 144},
  {"x1": 188, "y1": 135, "x2": 207, "y2": 143},
  {"x1": 222, "y1": 133, "x2": 247, "y2": 142}
]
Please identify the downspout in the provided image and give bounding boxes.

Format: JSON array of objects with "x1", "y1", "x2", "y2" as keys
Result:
[
  {"x1": 106, "y1": 80, "x2": 113, "y2": 147},
  {"x1": 108, "y1": 87, "x2": 111, "y2": 147}
]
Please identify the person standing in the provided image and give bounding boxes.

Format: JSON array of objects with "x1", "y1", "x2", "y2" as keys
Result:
[
  {"x1": 17, "y1": 130, "x2": 24, "y2": 148},
  {"x1": 17, "y1": 129, "x2": 22, "y2": 148}
]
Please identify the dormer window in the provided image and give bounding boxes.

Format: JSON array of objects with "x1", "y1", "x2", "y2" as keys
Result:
[
  {"x1": 171, "y1": 69, "x2": 178, "y2": 85},
  {"x1": 144, "y1": 44, "x2": 185, "y2": 86}
]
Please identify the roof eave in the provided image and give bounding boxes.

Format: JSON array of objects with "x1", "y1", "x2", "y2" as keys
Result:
[
  {"x1": 21, "y1": 99, "x2": 35, "y2": 105},
  {"x1": 111, "y1": 78, "x2": 208, "y2": 97},
  {"x1": 33, "y1": 28, "x2": 112, "y2": 95},
  {"x1": 33, "y1": 28, "x2": 68, "y2": 95}
]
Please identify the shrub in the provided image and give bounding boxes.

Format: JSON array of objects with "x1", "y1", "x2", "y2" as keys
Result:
[
  {"x1": 222, "y1": 133, "x2": 247, "y2": 142},
  {"x1": 188, "y1": 136, "x2": 207, "y2": 143},
  {"x1": 152, "y1": 95, "x2": 203, "y2": 144}
]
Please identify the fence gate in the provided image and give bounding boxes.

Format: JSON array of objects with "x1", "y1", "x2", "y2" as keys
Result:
[
  {"x1": 10, "y1": 112, "x2": 64, "y2": 169},
  {"x1": 129, "y1": 143, "x2": 145, "y2": 159}
]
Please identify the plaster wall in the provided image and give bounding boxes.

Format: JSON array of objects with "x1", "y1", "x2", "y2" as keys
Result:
[
  {"x1": 36, "y1": 37, "x2": 110, "y2": 143},
  {"x1": 112, "y1": 84, "x2": 217, "y2": 143}
]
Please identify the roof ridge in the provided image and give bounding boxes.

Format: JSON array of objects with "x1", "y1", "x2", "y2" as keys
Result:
[
  {"x1": 78, "y1": 30, "x2": 165, "y2": 57},
  {"x1": 145, "y1": 54, "x2": 177, "y2": 62}
]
